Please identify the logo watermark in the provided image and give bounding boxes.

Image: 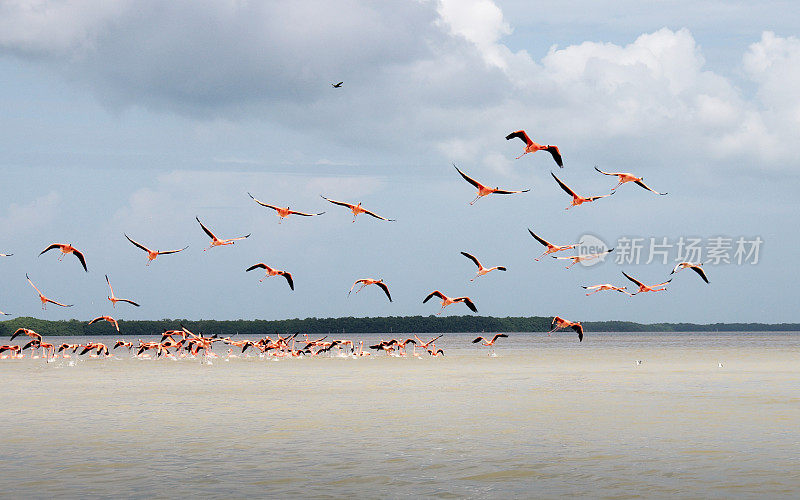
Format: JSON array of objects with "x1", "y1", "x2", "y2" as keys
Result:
[{"x1": 574, "y1": 234, "x2": 611, "y2": 267}]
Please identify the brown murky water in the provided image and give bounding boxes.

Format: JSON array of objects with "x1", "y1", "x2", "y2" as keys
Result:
[{"x1": 1, "y1": 332, "x2": 799, "y2": 498}]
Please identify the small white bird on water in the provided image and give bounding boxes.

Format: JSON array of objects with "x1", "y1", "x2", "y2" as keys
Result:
[
  {"x1": 718, "y1": 362, "x2": 724, "y2": 368},
  {"x1": 635, "y1": 360, "x2": 642, "y2": 366}
]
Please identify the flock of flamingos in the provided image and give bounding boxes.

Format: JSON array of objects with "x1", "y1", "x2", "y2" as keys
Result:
[{"x1": 1, "y1": 126, "x2": 710, "y2": 362}]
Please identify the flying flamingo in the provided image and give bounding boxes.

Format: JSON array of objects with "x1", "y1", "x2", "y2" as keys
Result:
[
  {"x1": 551, "y1": 173, "x2": 613, "y2": 209},
  {"x1": 39, "y1": 243, "x2": 88, "y2": 272},
  {"x1": 22, "y1": 339, "x2": 55, "y2": 359},
  {"x1": 245, "y1": 263, "x2": 294, "y2": 290},
  {"x1": 414, "y1": 334, "x2": 443, "y2": 349},
  {"x1": 472, "y1": 333, "x2": 508, "y2": 346},
  {"x1": 332, "y1": 81, "x2": 343, "y2": 88},
  {"x1": 552, "y1": 249, "x2": 614, "y2": 269},
  {"x1": 0, "y1": 345, "x2": 22, "y2": 358},
  {"x1": 114, "y1": 340, "x2": 133, "y2": 351},
  {"x1": 0, "y1": 253, "x2": 12, "y2": 257},
  {"x1": 0, "y1": 310, "x2": 9, "y2": 316},
  {"x1": 426, "y1": 346, "x2": 445, "y2": 356},
  {"x1": 10, "y1": 328, "x2": 42, "y2": 342},
  {"x1": 549, "y1": 316, "x2": 584, "y2": 342},
  {"x1": 505, "y1": 130, "x2": 563, "y2": 166},
  {"x1": 88, "y1": 315, "x2": 120, "y2": 332},
  {"x1": 348, "y1": 279, "x2": 392, "y2": 302},
  {"x1": 423, "y1": 290, "x2": 477, "y2": 314},
  {"x1": 79, "y1": 342, "x2": 109, "y2": 356},
  {"x1": 248, "y1": 193, "x2": 324, "y2": 223},
  {"x1": 671, "y1": 262, "x2": 709, "y2": 284},
  {"x1": 622, "y1": 271, "x2": 672, "y2": 294},
  {"x1": 528, "y1": 229, "x2": 582, "y2": 261},
  {"x1": 320, "y1": 196, "x2": 395, "y2": 222},
  {"x1": 582, "y1": 284, "x2": 633, "y2": 296},
  {"x1": 124, "y1": 234, "x2": 188, "y2": 265},
  {"x1": 594, "y1": 166, "x2": 667, "y2": 195},
  {"x1": 461, "y1": 252, "x2": 506, "y2": 281},
  {"x1": 453, "y1": 164, "x2": 530, "y2": 205},
  {"x1": 26, "y1": 274, "x2": 73, "y2": 309},
  {"x1": 196, "y1": 217, "x2": 250, "y2": 250},
  {"x1": 105, "y1": 275, "x2": 140, "y2": 308}
]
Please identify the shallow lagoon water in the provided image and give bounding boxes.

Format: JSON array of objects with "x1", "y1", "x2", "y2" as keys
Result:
[{"x1": 2, "y1": 332, "x2": 799, "y2": 498}]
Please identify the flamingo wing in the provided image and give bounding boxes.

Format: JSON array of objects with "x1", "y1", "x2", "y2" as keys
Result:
[
  {"x1": 528, "y1": 229, "x2": 553, "y2": 248},
  {"x1": 460, "y1": 251, "x2": 481, "y2": 269},
  {"x1": 590, "y1": 248, "x2": 614, "y2": 258},
  {"x1": 492, "y1": 333, "x2": 508, "y2": 343},
  {"x1": 586, "y1": 194, "x2": 612, "y2": 202},
  {"x1": 493, "y1": 188, "x2": 530, "y2": 195},
  {"x1": 25, "y1": 274, "x2": 43, "y2": 295},
  {"x1": 88, "y1": 317, "x2": 103, "y2": 325},
  {"x1": 72, "y1": 248, "x2": 88, "y2": 272},
  {"x1": 546, "y1": 146, "x2": 563, "y2": 167},
  {"x1": 458, "y1": 297, "x2": 477, "y2": 312},
  {"x1": 225, "y1": 234, "x2": 251, "y2": 242},
  {"x1": 571, "y1": 323, "x2": 584, "y2": 342},
  {"x1": 247, "y1": 192, "x2": 280, "y2": 211},
  {"x1": 124, "y1": 234, "x2": 151, "y2": 253},
  {"x1": 505, "y1": 130, "x2": 533, "y2": 146},
  {"x1": 689, "y1": 266, "x2": 709, "y2": 284},
  {"x1": 246, "y1": 263, "x2": 268, "y2": 272},
  {"x1": 158, "y1": 246, "x2": 189, "y2": 255},
  {"x1": 634, "y1": 179, "x2": 667, "y2": 195},
  {"x1": 195, "y1": 217, "x2": 217, "y2": 240},
  {"x1": 621, "y1": 271, "x2": 645, "y2": 288},
  {"x1": 472, "y1": 336, "x2": 486, "y2": 344},
  {"x1": 453, "y1": 164, "x2": 483, "y2": 190},
  {"x1": 593, "y1": 166, "x2": 619, "y2": 176},
  {"x1": 39, "y1": 243, "x2": 62, "y2": 256},
  {"x1": 117, "y1": 298, "x2": 140, "y2": 307},
  {"x1": 375, "y1": 281, "x2": 392, "y2": 302},
  {"x1": 280, "y1": 271, "x2": 294, "y2": 290},
  {"x1": 652, "y1": 279, "x2": 673, "y2": 287},
  {"x1": 361, "y1": 208, "x2": 395, "y2": 221},
  {"x1": 288, "y1": 209, "x2": 325, "y2": 217},
  {"x1": 320, "y1": 196, "x2": 353, "y2": 209},
  {"x1": 423, "y1": 290, "x2": 445, "y2": 303},
  {"x1": 551, "y1": 173, "x2": 578, "y2": 197}
]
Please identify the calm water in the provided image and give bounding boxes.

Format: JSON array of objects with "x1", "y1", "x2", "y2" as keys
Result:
[{"x1": 2, "y1": 332, "x2": 799, "y2": 498}]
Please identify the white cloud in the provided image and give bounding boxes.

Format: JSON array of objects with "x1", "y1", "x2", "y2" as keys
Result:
[
  {"x1": 437, "y1": 0, "x2": 512, "y2": 68},
  {"x1": 0, "y1": 192, "x2": 61, "y2": 235},
  {"x1": 1, "y1": 1, "x2": 800, "y2": 174},
  {"x1": 0, "y1": 0, "x2": 127, "y2": 55}
]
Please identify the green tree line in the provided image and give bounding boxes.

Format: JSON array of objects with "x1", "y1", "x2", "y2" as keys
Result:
[{"x1": 1, "y1": 316, "x2": 798, "y2": 337}]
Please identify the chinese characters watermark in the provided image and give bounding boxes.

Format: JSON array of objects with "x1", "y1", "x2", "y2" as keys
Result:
[{"x1": 610, "y1": 236, "x2": 763, "y2": 266}]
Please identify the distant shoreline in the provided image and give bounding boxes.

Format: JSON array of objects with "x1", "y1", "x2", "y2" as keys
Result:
[{"x1": 2, "y1": 316, "x2": 798, "y2": 336}]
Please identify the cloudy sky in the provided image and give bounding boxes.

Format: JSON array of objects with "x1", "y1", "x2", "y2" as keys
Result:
[{"x1": 1, "y1": 0, "x2": 797, "y2": 324}]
